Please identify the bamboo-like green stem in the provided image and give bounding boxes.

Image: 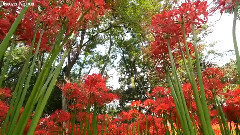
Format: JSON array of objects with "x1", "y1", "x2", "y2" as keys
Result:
[
  {"x1": 214, "y1": 99, "x2": 230, "y2": 135},
  {"x1": 27, "y1": 50, "x2": 68, "y2": 135},
  {"x1": 232, "y1": 0, "x2": 240, "y2": 80},
  {"x1": 1, "y1": 29, "x2": 37, "y2": 135},
  {"x1": 7, "y1": 31, "x2": 44, "y2": 135},
  {"x1": 78, "y1": 108, "x2": 84, "y2": 134},
  {"x1": 167, "y1": 74, "x2": 188, "y2": 133},
  {"x1": 82, "y1": 98, "x2": 91, "y2": 135},
  {"x1": 12, "y1": 24, "x2": 67, "y2": 135},
  {"x1": 0, "y1": 1, "x2": 32, "y2": 62},
  {"x1": 101, "y1": 111, "x2": 106, "y2": 135},
  {"x1": 90, "y1": 103, "x2": 98, "y2": 135},
  {"x1": 166, "y1": 39, "x2": 194, "y2": 135},
  {"x1": 166, "y1": 73, "x2": 182, "y2": 122},
  {"x1": 181, "y1": 22, "x2": 210, "y2": 135},
  {"x1": 192, "y1": 25, "x2": 214, "y2": 135},
  {"x1": 70, "y1": 108, "x2": 77, "y2": 135}
]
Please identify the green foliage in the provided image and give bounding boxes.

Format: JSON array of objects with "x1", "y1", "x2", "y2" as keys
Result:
[
  {"x1": 112, "y1": 0, "x2": 163, "y2": 36},
  {"x1": 4, "y1": 46, "x2": 28, "y2": 66}
]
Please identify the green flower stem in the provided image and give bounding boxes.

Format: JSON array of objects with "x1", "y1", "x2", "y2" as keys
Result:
[
  {"x1": 166, "y1": 73, "x2": 182, "y2": 122},
  {"x1": 232, "y1": 0, "x2": 240, "y2": 79},
  {"x1": 181, "y1": 22, "x2": 210, "y2": 135},
  {"x1": 27, "y1": 49, "x2": 68, "y2": 135},
  {"x1": 166, "y1": 39, "x2": 194, "y2": 135},
  {"x1": 104, "y1": 115, "x2": 109, "y2": 135},
  {"x1": 167, "y1": 73, "x2": 187, "y2": 133},
  {"x1": 90, "y1": 103, "x2": 98, "y2": 135},
  {"x1": 192, "y1": 25, "x2": 214, "y2": 135},
  {"x1": 78, "y1": 108, "x2": 84, "y2": 134},
  {"x1": 1, "y1": 29, "x2": 37, "y2": 135},
  {"x1": 178, "y1": 43, "x2": 198, "y2": 133},
  {"x1": 70, "y1": 108, "x2": 77, "y2": 135},
  {"x1": 7, "y1": 31, "x2": 44, "y2": 135},
  {"x1": 178, "y1": 43, "x2": 192, "y2": 82},
  {"x1": 83, "y1": 98, "x2": 91, "y2": 135},
  {"x1": 0, "y1": 1, "x2": 32, "y2": 62},
  {"x1": 12, "y1": 24, "x2": 67, "y2": 135},
  {"x1": 214, "y1": 99, "x2": 230, "y2": 135},
  {"x1": 101, "y1": 112, "x2": 106, "y2": 135}
]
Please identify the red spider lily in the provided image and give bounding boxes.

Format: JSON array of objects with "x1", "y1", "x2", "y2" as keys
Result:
[
  {"x1": 223, "y1": 88, "x2": 240, "y2": 123},
  {"x1": 111, "y1": 110, "x2": 166, "y2": 135},
  {"x1": 212, "y1": 0, "x2": 239, "y2": 13},
  {"x1": 223, "y1": 104, "x2": 240, "y2": 123},
  {"x1": 0, "y1": 87, "x2": 11, "y2": 99},
  {"x1": 151, "y1": 1, "x2": 208, "y2": 74},
  {"x1": 151, "y1": 1, "x2": 208, "y2": 42},
  {"x1": 49, "y1": 110, "x2": 71, "y2": 123},
  {"x1": 35, "y1": 111, "x2": 71, "y2": 134},
  {"x1": 0, "y1": 14, "x2": 15, "y2": 40},
  {"x1": 143, "y1": 99, "x2": 155, "y2": 107},
  {"x1": 210, "y1": 110, "x2": 219, "y2": 124},
  {"x1": 34, "y1": 130, "x2": 49, "y2": 135},
  {"x1": 61, "y1": 83, "x2": 82, "y2": 100},
  {"x1": 0, "y1": 101, "x2": 9, "y2": 122},
  {"x1": 61, "y1": 74, "x2": 118, "y2": 109},
  {"x1": 82, "y1": 74, "x2": 118, "y2": 106},
  {"x1": 202, "y1": 67, "x2": 227, "y2": 101},
  {"x1": 178, "y1": 1, "x2": 208, "y2": 27},
  {"x1": 130, "y1": 100, "x2": 141, "y2": 107},
  {"x1": 182, "y1": 83, "x2": 193, "y2": 101},
  {"x1": 151, "y1": 86, "x2": 169, "y2": 97},
  {"x1": 0, "y1": 0, "x2": 107, "y2": 52},
  {"x1": 148, "y1": 86, "x2": 176, "y2": 117},
  {"x1": 119, "y1": 111, "x2": 132, "y2": 121},
  {"x1": 98, "y1": 114, "x2": 112, "y2": 123},
  {"x1": 153, "y1": 97, "x2": 175, "y2": 115}
]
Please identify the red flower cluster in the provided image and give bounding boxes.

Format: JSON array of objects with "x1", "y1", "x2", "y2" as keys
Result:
[
  {"x1": 61, "y1": 83, "x2": 85, "y2": 100},
  {"x1": 151, "y1": 1, "x2": 208, "y2": 73},
  {"x1": 202, "y1": 67, "x2": 227, "y2": 101},
  {"x1": 34, "y1": 110, "x2": 71, "y2": 134},
  {"x1": 0, "y1": 69, "x2": 239, "y2": 134},
  {"x1": 212, "y1": 0, "x2": 240, "y2": 13},
  {"x1": 61, "y1": 74, "x2": 118, "y2": 109},
  {"x1": 0, "y1": 87, "x2": 11, "y2": 123},
  {"x1": 109, "y1": 110, "x2": 166, "y2": 134},
  {"x1": 0, "y1": 101, "x2": 9, "y2": 123},
  {"x1": 223, "y1": 88, "x2": 240, "y2": 122},
  {"x1": 0, "y1": 0, "x2": 107, "y2": 52},
  {"x1": 0, "y1": 87, "x2": 11, "y2": 99}
]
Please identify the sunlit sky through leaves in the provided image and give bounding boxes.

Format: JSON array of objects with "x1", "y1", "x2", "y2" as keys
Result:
[{"x1": 204, "y1": 12, "x2": 240, "y2": 66}]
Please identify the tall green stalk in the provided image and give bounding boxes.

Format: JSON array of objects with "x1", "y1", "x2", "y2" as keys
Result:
[
  {"x1": 27, "y1": 50, "x2": 69, "y2": 135},
  {"x1": 12, "y1": 25, "x2": 67, "y2": 135},
  {"x1": 6, "y1": 31, "x2": 44, "y2": 135},
  {"x1": 90, "y1": 103, "x2": 98, "y2": 135},
  {"x1": 232, "y1": 0, "x2": 240, "y2": 79},
  {"x1": 166, "y1": 39, "x2": 194, "y2": 135},
  {"x1": 214, "y1": 99, "x2": 230, "y2": 135},
  {"x1": 1, "y1": 29, "x2": 37, "y2": 134},
  {"x1": 181, "y1": 22, "x2": 212, "y2": 135},
  {"x1": 192, "y1": 25, "x2": 214, "y2": 135}
]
